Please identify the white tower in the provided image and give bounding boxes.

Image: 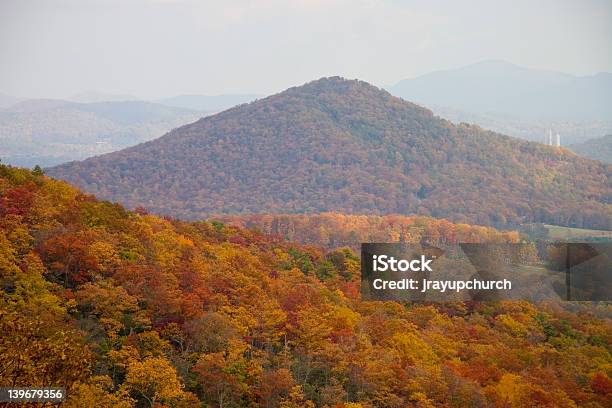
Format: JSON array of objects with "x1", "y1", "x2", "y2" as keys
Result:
[
  {"x1": 556, "y1": 133, "x2": 560, "y2": 147},
  {"x1": 548, "y1": 129, "x2": 553, "y2": 145}
]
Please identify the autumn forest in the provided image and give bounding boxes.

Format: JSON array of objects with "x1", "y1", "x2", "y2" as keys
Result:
[
  {"x1": 48, "y1": 79, "x2": 612, "y2": 230},
  {"x1": 1, "y1": 164, "x2": 611, "y2": 407}
]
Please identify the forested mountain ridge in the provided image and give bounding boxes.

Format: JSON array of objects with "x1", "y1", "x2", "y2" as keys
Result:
[
  {"x1": 48, "y1": 77, "x2": 612, "y2": 229},
  {"x1": 2, "y1": 165, "x2": 611, "y2": 407}
]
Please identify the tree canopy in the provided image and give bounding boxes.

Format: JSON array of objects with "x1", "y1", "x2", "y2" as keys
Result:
[
  {"x1": 48, "y1": 77, "x2": 612, "y2": 230},
  {"x1": 1, "y1": 165, "x2": 610, "y2": 407}
]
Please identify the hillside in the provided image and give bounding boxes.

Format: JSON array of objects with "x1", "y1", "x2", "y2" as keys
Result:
[
  {"x1": 388, "y1": 60, "x2": 612, "y2": 121},
  {"x1": 0, "y1": 99, "x2": 203, "y2": 167},
  {"x1": 521, "y1": 223, "x2": 612, "y2": 242},
  {"x1": 219, "y1": 213, "x2": 520, "y2": 251},
  {"x1": 2, "y1": 165, "x2": 611, "y2": 407},
  {"x1": 48, "y1": 77, "x2": 612, "y2": 229},
  {"x1": 569, "y1": 135, "x2": 612, "y2": 164}
]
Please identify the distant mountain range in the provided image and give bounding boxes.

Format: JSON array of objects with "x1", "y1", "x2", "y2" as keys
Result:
[
  {"x1": 568, "y1": 135, "x2": 612, "y2": 164},
  {"x1": 0, "y1": 92, "x2": 264, "y2": 167},
  {"x1": 158, "y1": 94, "x2": 261, "y2": 111},
  {"x1": 4, "y1": 60, "x2": 610, "y2": 169},
  {"x1": 48, "y1": 77, "x2": 612, "y2": 230},
  {"x1": 389, "y1": 60, "x2": 612, "y2": 121},
  {"x1": 388, "y1": 61, "x2": 612, "y2": 145},
  {"x1": 69, "y1": 91, "x2": 139, "y2": 103},
  {"x1": 429, "y1": 105, "x2": 612, "y2": 147},
  {"x1": 0, "y1": 99, "x2": 203, "y2": 167}
]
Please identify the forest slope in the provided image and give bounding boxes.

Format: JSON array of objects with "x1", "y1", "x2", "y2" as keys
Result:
[
  {"x1": 48, "y1": 77, "x2": 612, "y2": 229},
  {"x1": 219, "y1": 213, "x2": 520, "y2": 251},
  {"x1": 1, "y1": 165, "x2": 611, "y2": 407}
]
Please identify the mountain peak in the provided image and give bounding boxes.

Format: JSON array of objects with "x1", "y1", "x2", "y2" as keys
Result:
[
  {"x1": 283, "y1": 76, "x2": 387, "y2": 97},
  {"x1": 263, "y1": 76, "x2": 430, "y2": 120},
  {"x1": 48, "y1": 79, "x2": 611, "y2": 230}
]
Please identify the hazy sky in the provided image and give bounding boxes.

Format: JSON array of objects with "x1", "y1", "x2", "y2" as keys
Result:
[{"x1": 1, "y1": 0, "x2": 611, "y2": 99}]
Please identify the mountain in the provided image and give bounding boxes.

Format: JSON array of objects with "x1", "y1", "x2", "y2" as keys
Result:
[
  {"x1": 429, "y1": 105, "x2": 612, "y2": 146},
  {"x1": 4, "y1": 165, "x2": 611, "y2": 407},
  {"x1": 48, "y1": 77, "x2": 612, "y2": 229},
  {"x1": 159, "y1": 94, "x2": 261, "y2": 111},
  {"x1": 568, "y1": 135, "x2": 612, "y2": 164},
  {"x1": 69, "y1": 90, "x2": 138, "y2": 103},
  {"x1": 0, "y1": 99, "x2": 204, "y2": 167},
  {"x1": 389, "y1": 60, "x2": 612, "y2": 122}
]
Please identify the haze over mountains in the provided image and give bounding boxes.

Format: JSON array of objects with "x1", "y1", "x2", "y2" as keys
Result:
[
  {"x1": 48, "y1": 77, "x2": 611, "y2": 230},
  {"x1": 390, "y1": 60, "x2": 612, "y2": 120},
  {"x1": 65, "y1": 90, "x2": 261, "y2": 110},
  {"x1": 0, "y1": 99, "x2": 204, "y2": 167},
  {"x1": 568, "y1": 135, "x2": 612, "y2": 164},
  {"x1": 0, "y1": 93, "x2": 22, "y2": 109},
  {"x1": 388, "y1": 60, "x2": 612, "y2": 145},
  {"x1": 159, "y1": 94, "x2": 261, "y2": 111},
  {"x1": 0, "y1": 93, "x2": 262, "y2": 168},
  {"x1": 2, "y1": 61, "x2": 610, "y2": 168},
  {"x1": 69, "y1": 90, "x2": 139, "y2": 103}
]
